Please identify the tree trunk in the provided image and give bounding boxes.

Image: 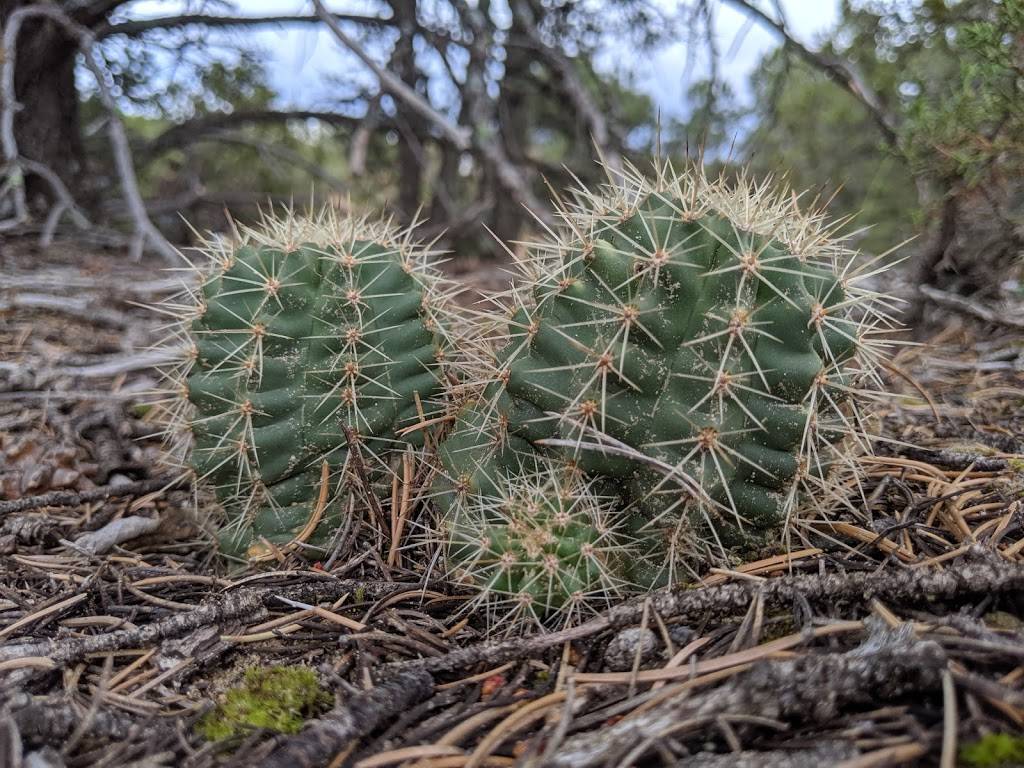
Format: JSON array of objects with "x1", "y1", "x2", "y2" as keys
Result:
[
  {"x1": 910, "y1": 178, "x2": 1024, "y2": 330},
  {"x1": 389, "y1": 0, "x2": 422, "y2": 223},
  {"x1": 1, "y1": 1, "x2": 85, "y2": 207}
]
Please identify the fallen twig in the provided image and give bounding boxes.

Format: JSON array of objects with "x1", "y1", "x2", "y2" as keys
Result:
[
  {"x1": 0, "y1": 475, "x2": 184, "y2": 517},
  {"x1": 251, "y1": 668, "x2": 434, "y2": 768},
  {"x1": 0, "y1": 578, "x2": 409, "y2": 668},
  {"x1": 919, "y1": 284, "x2": 1024, "y2": 330},
  {"x1": 546, "y1": 622, "x2": 944, "y2": 767},
  {"x1": 62, "y1": 515, "x2": 161, "y2": 556},
  {"x1": 389, "y1": 554, "x2": 1024, "y2": 676}
]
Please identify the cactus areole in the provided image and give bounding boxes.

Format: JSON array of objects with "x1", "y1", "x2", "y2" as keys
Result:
[
  {"x1": 160, "y1": 210, "x2": 450, "y2": 559},
  {"x1": 437, "y1": 161, "x2": 892, "y2": 615}
]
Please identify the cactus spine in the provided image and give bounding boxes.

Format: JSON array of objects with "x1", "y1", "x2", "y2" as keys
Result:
[
  {"x1": 436, "y1": 160, "x2": 894, "y2": 615},
  {"x1": 155, "y1": 208, "x2": 453, "y2": 559}
]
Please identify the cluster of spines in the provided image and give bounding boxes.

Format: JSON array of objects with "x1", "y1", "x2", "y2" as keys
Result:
[{"x1": 150, "y1": 205, "x2": 459, "y2": 557}]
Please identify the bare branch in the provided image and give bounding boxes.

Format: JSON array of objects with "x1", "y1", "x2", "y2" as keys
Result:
[
  {"x1": 146, "y1": 110, "x2": 367, "y2": 154},
  {"x1": 191, "y1": 130, "x2": 352, "y2": 196},
  {"x1": 509, "y1": 0, "x2": 623, "y2": 175},
  {"x1": 918, "y1": 284, "x2": 1024, "y2": 330},
  {"x1": 311, "y1": 0, "x2": 471, "y2": 151},
  {"x1": 20, "y1": 158, "x2": 91, "y2": 244},
  {"x1": 95, "y1": 11, "x2": 384, "y2": 39},
  {"x1": 0, "y1": 9, "x2": 31, "y2": 224},
  {"x1": 722, "y1": 0, "x2": 898, "y2": 145}
]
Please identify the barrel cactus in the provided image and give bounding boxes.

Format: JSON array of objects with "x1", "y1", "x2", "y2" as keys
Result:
[
  {"x1": 441, "y1": 462, "x2": 638, "y2": 630},
  {"x1": 436, "y1": 160, "x2": 893, "y2": 610},
  {"x1": 157, "y1": 207, "x2": 453, "y2": 559}
]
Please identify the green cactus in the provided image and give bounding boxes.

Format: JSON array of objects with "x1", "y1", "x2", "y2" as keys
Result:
[
  {"x1": 437, "y1": 160, "x2": 892, "y2": 599},
  {"x1": 157, "y1": 208, "x2": 452, "y2": 559},
  {"x1": 441, "y1": 462, "x2": 639, "y2": 630}
]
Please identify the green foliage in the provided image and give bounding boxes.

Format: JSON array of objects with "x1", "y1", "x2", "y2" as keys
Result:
[
  {"x1": 197, "y1": 666, "x2": 331, "y2": 742},
  {"x1": 436, "y1": 160, "x2": 892, "y2": 621},
  {"x1": 959, "y1": 732, "x2": 1024, "y2": 768},
  {"x1": 899, "y1": 0, "x2": 1024, "y2": 184},
  {"x1": 745, "y1": 51, "x2": 920, "y2": 255},
  {"x1": 159, "y1": 208, "x2": 452, "y2": 559}
]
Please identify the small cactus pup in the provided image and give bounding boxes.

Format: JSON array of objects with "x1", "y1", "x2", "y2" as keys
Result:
[
  {"x1": 440, "y1": 460, "x2": 639, "y2": 631},
  {"x1": 155, "y1": 207, "x2": 454, "y2": 560},
  {"x1": 438, "y1": 159, "x2": 897, "y2": 591}
]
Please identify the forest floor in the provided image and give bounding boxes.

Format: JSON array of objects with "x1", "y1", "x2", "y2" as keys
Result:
[{"x1": 2, "y1": 235, "x2": 1024, "y2": 768}]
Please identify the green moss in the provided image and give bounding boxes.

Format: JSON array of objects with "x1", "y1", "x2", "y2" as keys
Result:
[
  {"x1": 197, "y1": 666, "x2": 331, "y2": 742},
  {"x1": 960, "y1": 733, "x2": 1024, "y2": 767},
  {"x1": 984, "y1": 611, "x2": 1023, "y2": 631}
]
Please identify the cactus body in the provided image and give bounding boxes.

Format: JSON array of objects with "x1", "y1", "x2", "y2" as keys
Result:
[
  {"x1": 438, "y1": 162, "x2": 892, "y2": 601},
  {"x1": 158, "y1": 209, "x2": 450, "y2": 559},
  {"x1": 442, "y1": 465, "x2": 637, "y2": 629}
]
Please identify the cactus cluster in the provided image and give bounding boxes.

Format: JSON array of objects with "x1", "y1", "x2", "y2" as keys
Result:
[
  {"x1": 441, "y1": 462, "x2": 637, "y2": 629},
  {"x1": 155, "y1": 208, "x2": 453, "y2": 559},
  {"x1": 155, "y1": 160, "x2": 895, "y2": 630},
  {"x1": 435, "y1": 160, "x2": 894, "y2": 619}
]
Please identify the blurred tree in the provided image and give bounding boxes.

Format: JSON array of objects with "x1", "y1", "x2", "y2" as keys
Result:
[
  {"x1": 727, "y1": 0, "x2": 1023, "y2": 301},
  {"x1": 745, "y1": 50, "x2": 920, "y2": 255},
  {"x1": 0, "y1": 0, "x2": 677, "y2": 258}
]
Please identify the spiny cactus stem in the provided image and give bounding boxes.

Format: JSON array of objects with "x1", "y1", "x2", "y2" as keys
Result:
[{"x1": 248, "y1": 460, "x2": 332, "y2": 563}]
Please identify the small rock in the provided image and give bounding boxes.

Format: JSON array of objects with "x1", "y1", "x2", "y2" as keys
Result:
[
  {"x1": 668, "y1": 624, "x2": 696, "y2": 647},
  {"x1": 603, "y1": 627, "x2": 658, "y2": 671},
  {"x1": 24, "y1": 748, "x2": 66, "y2": 768}
]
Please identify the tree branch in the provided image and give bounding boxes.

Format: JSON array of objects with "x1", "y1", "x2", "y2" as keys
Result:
[
  {"x1": 145, "y1": 109, "x2": 368, "y2": 154},
  {"x1": 310, "y1": 0, "x2": 471, "y2": 151},
  {"x1": 95, "y1": 12, "x2": 384, "y2": 39},
  {"x1": 722, "y1": 0, "x2": 898, "y2": 146},
  {"x1": 510, "y1": 0, "x2": 623, "y2": 176}
]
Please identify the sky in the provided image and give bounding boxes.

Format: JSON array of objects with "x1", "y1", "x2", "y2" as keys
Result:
[{"x1": 121, "y1": 0, "x2": 841, "y2": 120}]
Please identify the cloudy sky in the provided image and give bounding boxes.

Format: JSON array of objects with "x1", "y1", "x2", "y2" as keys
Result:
[{"x1": 123, "y1": 0, "x2": 840, "y2": 118}]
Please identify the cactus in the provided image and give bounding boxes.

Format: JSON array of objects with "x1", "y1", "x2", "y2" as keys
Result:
[
  {"x1": 441, "y1": 461, "x2": 639, "y2": 630},
  {"x1": 155, "y1": 207, "x2": 453, "y2": 559},
  {"x1": 437, "y1": 160, "x2": 893, "y2": 599}
]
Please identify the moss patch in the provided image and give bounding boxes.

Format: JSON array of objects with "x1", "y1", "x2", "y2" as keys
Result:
[
  {"x1": 197, "y1": 665, "x2": 331, "y2": 742},
  {"x1": 960, "y1": 733, "x2": 1024, "y2": 767}
]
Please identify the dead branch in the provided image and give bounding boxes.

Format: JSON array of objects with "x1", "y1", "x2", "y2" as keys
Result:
[
  {"x1": 722, "y1": 0, "x2": 898, "y2": 146},
  {"x1": 8, "y1": 692, "x2": 153, "y2": 745},
  {"x1": 0, "y1": 474, "x2": 184, "y2": 518},
  {"x1": 509, "y1": 0, "x2": 623, "y2": 176},
  {"x1": 546, "y1": 622, "x2": 944, "y2": 767},
  {"x1": 189, "y1": 131, "x2": 352, "y2": 196},
  {"x1": 18, "y1": 158, "x2": 91, "y2": 244},
  {"x1": 95, "y1": 11, "x2": 384, "y2": 39},
  {"x1": 895, "y1": 446, "x2": 1009, "y2": 473},
  {"x1": 0, "y1": 578, "x2": 410, "y2": 668},
  {"x1": 250, "y1": 668, "x2": 434, "y2": 768},
  {"x1": 388, "y1": 555, "x2": 1024, "y2": 677},
  {"x1": 919, "y1": 284, "x2": 1024, "y2": 330},
  {"x1": 62, "y1": 515, "x2": 161, "y2": 556},
  {"x1": 311, "y1": 0, "x2": 471, "y2": 152},
  {"x1": 676, "y1": 743, "x2": 860, "y2": 767},
  {"x1": 0, "y1": 5, "x2": 178, "y2": 262},
  {"x1": 146, "y1": 110, "x2": 367, "y2": 155}
]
